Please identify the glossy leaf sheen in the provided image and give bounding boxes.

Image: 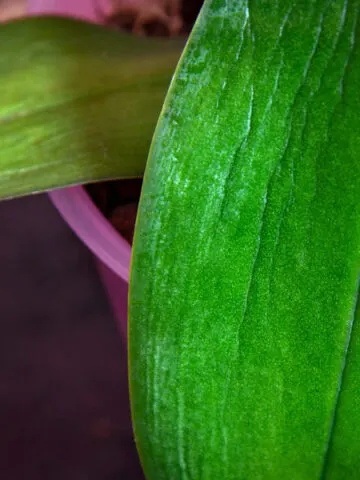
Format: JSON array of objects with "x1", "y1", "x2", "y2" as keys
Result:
[
  {"x1": 0, "y1": 17, "x2": 183, "y2": 198},
  {"x1": 130, "y1": 0, "x2": 360, "y2": 478}
]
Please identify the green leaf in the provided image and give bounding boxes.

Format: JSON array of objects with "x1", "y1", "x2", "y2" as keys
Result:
[
  {"x1": 129, "y1": 0, "x2": 360, "y2": 478},
  {"x1": 0, "y1": 16, "x2": 183, "y2": 199}
]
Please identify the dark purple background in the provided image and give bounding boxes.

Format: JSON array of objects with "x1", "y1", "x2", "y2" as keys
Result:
[{"x1": 0, "y1": 194, "x2": 144, "y2": 479}]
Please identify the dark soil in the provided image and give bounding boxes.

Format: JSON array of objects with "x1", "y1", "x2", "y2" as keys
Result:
[{"x1": 87, "y1": 178, "x2": 143, "y2": 244}]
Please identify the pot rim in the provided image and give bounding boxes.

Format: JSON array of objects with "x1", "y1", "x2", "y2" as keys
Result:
[{"x1": 50, "y1": 187, "x2": 131, "y2": 282}]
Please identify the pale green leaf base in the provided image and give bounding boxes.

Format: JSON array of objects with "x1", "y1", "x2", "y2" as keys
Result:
[{"x1": 0, "y1": 17, "x2": 183, "y2": 199}]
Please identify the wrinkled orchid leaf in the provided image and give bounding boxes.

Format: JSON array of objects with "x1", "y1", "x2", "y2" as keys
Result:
[
  {"x1": 0, "y1": 16, "x2": 183, "y2": 199},
  {"x1": 129, "y1": 0, "x2": 360, "y2": 478}
]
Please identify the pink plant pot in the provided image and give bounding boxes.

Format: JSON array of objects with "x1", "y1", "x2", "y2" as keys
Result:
[
  {"x1": 50, "y1": 188, "x2": 131, "y2": 340},
  {"x1": 28, "y1": 0, "x2": 132, "y2": 341}
]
